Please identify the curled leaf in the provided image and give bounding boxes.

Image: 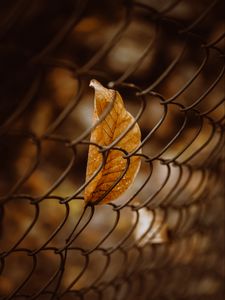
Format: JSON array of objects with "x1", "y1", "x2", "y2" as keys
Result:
[{"x1": 84, "y1": 80, "x2": 141, "y2": 204}]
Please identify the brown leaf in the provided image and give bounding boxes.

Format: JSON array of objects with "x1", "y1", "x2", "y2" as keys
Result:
[{"x1": 84, "y1": 80, "x2": 141, "y2": 205}]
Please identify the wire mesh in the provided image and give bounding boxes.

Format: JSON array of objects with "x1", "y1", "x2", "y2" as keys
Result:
[{"x1": 0, "y1": 0, "x2": 224, "y2": 299}]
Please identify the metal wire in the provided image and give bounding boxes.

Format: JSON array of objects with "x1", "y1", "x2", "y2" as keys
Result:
[{"x1": 0, "y1": 0, "x2": 224, "y2": 299}]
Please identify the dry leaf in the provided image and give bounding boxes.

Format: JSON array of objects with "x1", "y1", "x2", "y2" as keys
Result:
[{"x1": 84, "y1": 80, "x2": 141, "y2": 204}]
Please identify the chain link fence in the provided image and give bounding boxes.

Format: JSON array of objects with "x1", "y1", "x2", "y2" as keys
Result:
[{"x1": 0, "y1": 0, "x2": 224, "y2": 299}]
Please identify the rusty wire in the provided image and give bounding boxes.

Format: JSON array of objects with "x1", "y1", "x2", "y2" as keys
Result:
[{"x1": 0, "y1": 0, "x2": 224, "y2": 299}]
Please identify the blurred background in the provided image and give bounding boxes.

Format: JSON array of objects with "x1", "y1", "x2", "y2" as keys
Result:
[{"x1": 0, "y1": 0, "x2": 224, "y2": 299}]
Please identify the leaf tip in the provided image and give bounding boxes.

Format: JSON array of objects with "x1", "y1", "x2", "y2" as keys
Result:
[
  {"x1": 89, "y1": 79, "x2": 115, "y2": 104},
  {"x1": 89, "y1": 79, "x2": 104, "y2": 91}
]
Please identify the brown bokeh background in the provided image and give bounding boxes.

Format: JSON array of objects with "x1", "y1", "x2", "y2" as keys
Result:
[{"x1": 0, "y1": 0, "x2": 224, "y2": 299}]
